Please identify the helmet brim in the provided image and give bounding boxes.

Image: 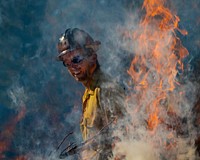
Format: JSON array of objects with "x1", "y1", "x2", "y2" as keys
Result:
[
  {"x1": 56, "y1": 49, "x2": 70, "y2": 61},
  {"x1": 56, "y1": 41, "x2": 101, "y2": 61}
]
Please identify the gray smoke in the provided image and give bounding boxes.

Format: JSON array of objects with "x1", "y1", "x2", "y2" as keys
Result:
[{"x1": 0, "y1": 0, "x2": 199, "y2": 159}]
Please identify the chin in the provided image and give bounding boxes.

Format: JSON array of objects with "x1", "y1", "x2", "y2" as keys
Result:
[{"x1": 74, "y1": 76, "x2": 86, "y2": 82}]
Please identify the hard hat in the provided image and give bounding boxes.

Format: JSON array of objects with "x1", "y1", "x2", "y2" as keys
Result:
[{"x1": 56, "y1": 28, "x2": 101, "y2": 61}]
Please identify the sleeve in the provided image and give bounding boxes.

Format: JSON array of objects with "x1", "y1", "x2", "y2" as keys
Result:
[
  {"x1": 97, "y1": 83, "x2": 128, "y2": 157},
  {"x1": 98, "y1": 83, "x2": 127, "y2": 125}
]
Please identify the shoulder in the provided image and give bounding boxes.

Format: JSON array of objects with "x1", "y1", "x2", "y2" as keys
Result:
[
  {"x1": 93, "y1": 69, "x2": 126, "y2": 107},
  {"x1": 99, "y1": 77, "x2": 126, "y2": 100},
  {"x1": 97, "y1": 73, "x2": 126, "y2": 114},
  {"x1": 95, "y1": 70, "x2": 126, "y2": 95}
]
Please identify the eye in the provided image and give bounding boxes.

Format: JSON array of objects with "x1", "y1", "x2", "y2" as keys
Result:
[{"x1": 71, "y1": 55, "x2": 84, "y2": 64}]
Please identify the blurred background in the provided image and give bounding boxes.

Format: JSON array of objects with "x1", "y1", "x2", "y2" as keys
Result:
[{"x1": 0, "y1": 0, "x2": 199, "y2": 159}]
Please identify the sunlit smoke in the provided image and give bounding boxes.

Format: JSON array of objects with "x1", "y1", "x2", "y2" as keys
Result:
[{"x1": 113, "y1": 140, "x2": 157, "y2": 160}]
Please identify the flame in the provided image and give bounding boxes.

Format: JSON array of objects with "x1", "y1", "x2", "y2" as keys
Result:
[
  {"x1": 15, "y1": 155, "x2": 28, "y2": 160},
  {"x1": 0, "y1": 107, "x2": 26, "y2": 159},
  {"x1": 127, "y1": 0, "x2": 188, "y2": 132}
]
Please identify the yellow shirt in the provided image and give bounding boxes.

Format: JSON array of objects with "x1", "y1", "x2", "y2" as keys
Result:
[
  {"x1": 81, "y1": 87, "x2": 102, "y2": 140},
  {"x1": 80, "y1": 87, "x2": 104, "y2": 160},
  {"x1": 79, "y1": 69, "x2": 126, "y2": 160}
]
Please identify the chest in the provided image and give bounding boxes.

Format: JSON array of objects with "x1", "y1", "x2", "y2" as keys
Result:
[
  {"x1": 83, "y1": 93, "x2": 98, "y2": 118},
  {"x1": 82, "y1": 88, "x2": 102, "y2": 128}
]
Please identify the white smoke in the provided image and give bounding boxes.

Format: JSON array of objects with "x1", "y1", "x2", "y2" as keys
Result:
[
  {"x1": 113, "y1": 140, "x2": 157, "y2": 160},
  {"x1": 39, "y1": 0, "x2": 200, "y2": 159},
  {"x1": 7, "y1": 82, "x2": 28, "y2": 109},
  {"x1": 110, "y1": 8, "x2": 200, "y2": 160}
]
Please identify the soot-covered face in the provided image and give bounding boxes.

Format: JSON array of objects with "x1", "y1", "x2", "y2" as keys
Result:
[{"x1": 61, "y1": 49, "x2": 97, "y2": 83}]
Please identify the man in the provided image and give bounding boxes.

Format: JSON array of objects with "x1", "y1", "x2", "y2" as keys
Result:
[{"x1": 56, "y1": 28, "x2": 126, "y2": 160}]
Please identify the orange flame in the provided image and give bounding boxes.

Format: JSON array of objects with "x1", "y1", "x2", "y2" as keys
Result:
[
  {"x1": 127, "y1": 0, "x2": 188, "y2": 131},
  {"x1": 0, "y1": 107, "x2": 26, "y2": 158}
]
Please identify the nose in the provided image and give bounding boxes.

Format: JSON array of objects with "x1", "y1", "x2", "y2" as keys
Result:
[{"x1": 71, "y1": 63, "x2": 80, "y2": 69}]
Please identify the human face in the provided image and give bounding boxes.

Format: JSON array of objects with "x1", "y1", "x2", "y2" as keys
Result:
[{"x1": 61, "y1": 49, "x2": 96, "y2": 82}]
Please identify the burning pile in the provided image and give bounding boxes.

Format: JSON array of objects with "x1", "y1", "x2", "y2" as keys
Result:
[{"x1": 113, "y1": 0, "x2": 198, "y2": 159}]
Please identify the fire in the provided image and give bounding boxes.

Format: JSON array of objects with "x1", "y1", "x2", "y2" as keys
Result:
[
  {"x1": 15, "y1": 156, "x2": 28, "y2": 160},
  {"x1": 0, "y1": 107, "x2": 26, "y2": 159},
  {"x1": 115, "y1": 1, "x2": 198, "y2": 159},
  {"x1": 127, "y1": 0, "x2": 188, "y2": 132}
]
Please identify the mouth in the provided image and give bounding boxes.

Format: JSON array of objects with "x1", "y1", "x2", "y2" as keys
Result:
[{"x1": 73, "y1": 71, "x2": 81, "y2": 77}]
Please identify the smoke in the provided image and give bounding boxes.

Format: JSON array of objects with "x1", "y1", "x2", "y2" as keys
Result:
[
  {"x1": 109, "y1": 1, "x2": 200, "y2": 159},
  {"x1": 7, "y1": 82, "x2": 28, "y2": 109},
  {"x1": 113, "y1": 140, "x2": 157, "y2": 160},
  {"x1": 0, "y1": 0, "x2": 199, "y2": 159}
]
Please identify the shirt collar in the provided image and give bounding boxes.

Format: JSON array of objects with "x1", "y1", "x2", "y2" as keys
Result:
[{"x1": 87, "y1": 67, "x2": 103, "y2": 91}]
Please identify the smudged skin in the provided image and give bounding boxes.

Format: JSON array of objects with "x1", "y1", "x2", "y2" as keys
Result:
[{"x1": 60, "y1": 49, "x2": 97, "y2": 88}]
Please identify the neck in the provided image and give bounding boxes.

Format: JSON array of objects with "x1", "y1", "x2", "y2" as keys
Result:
[
  {"x1": 83, "y1": 78, "x2": 93, "y2": 89},
  {"x1": 82, "y1": 65, "x2": 100, "y2": 90}
]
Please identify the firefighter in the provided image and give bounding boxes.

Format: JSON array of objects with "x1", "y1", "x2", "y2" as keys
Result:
[{"x1": 56, "y1": 28, "x2": 126, "y2": 160}]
